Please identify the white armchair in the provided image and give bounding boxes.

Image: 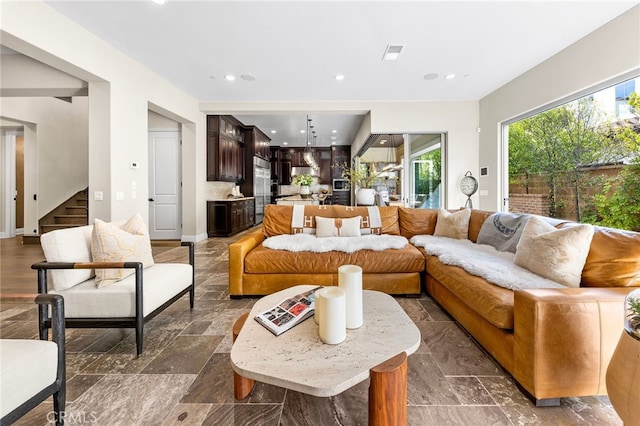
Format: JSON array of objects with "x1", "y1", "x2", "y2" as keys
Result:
[
  {"x1": 0, "y1": 294, "x2": 65, "y2": 426},
  {"x1": 31, "y1": 220, "x2": 195, "y2": 356}
]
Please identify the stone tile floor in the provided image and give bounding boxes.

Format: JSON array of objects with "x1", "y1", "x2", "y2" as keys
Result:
[{"x1": 0, "y1": 231, "x2": 622, "y2": 425}]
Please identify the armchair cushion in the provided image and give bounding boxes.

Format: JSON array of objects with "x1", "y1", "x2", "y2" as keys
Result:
[
  {"x1": 91, "y1": 214, "x2": 154, "y2": 288},
  {"x1": 0, "y1": 339, "x2": 58, "y2": 417},
  {"x1": 40, "y1": 224, "x2": 94, "y2": 291},
  {"x1": 49, "y1": 263, "x2": 192, "y2": 317}
]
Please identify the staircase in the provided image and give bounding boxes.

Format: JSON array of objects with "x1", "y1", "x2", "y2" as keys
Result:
[{"x1": 39, "y1": 188, "x2": 89, "y2": 235}]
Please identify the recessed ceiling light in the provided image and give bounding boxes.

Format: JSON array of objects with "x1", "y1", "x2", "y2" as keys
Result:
[
  {"x1": 382, "y1": 44, "x2": 405, "y2": 61},
  {"x1": 445, "y1": 74, "x2": 456, "y2": 80},
  {"x1": 380, "y1": 139, "x2": 387, "y2": 144},
  {"x1": 332, "y1": 141, "x2": 336, "y2": 145},
  {"x1": 331, "y1": 136, "x2": 337, "y2": 140},
  {"x1": 423, "y1": 73, "x2": 439, "y2": 80},
  {"x1": 283, "y1": 142, "x2": 288, "y2": 145},
  {"x1": 335, "y1": 74, "x2": 345, "y2": 81},
  {"x1": 300, "y1": 130, "x2": 306, "y2": 134},
  {"x1": 270, "y1": 130, "x2": 276, "y2": 134},
  {"x1": 240, "y1": 74, "x2": 256, "y2": 82},
  {"x1": 224, "y1": 75, "x2": 235, "y2": 81},
  {"x1": 332, "y1": 130, "x2": 337, "y2": 133}
]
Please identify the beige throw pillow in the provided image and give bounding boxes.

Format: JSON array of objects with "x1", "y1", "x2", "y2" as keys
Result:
[
  {"x1": 434, "y1": 209, "x2": 471, "y2": 239},
  {"x1": 315, "y1": 216, "x2": 362, "y2": 237},
  {"x1": 91, "y1": 213, "x2": 155, "y2": 288},
  {"x1": 515, "y1": 216, "x2": 594, "y2": 288}
]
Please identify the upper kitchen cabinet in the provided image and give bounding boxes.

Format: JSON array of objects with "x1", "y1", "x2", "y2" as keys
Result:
[
  {"x1": 207, "y1": 115, "x2": 246, "y2": 182},
  {"x1": 244, "y1": 126, "x2": 271, "y2": 160},
  {"x1": 331, "y1": 146, "x2": 351, "y2": 179},
  {"x1": 318, "y1": 148, "x2": 332, "y2": 184},
  {"x1": 291, "y1": 148, "x2": 307, "y2": 167}
]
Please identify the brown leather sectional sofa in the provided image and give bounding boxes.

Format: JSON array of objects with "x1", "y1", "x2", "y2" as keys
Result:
[
  {"x1": 229, "y1": 204, "x2": 640, "y2": 404},
  {"x1": 230, "y1": 205, "x2": 424, "y2": 296}
]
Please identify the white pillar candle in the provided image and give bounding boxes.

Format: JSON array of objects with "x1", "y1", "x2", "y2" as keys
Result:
[
  {"x1": 318, "y1": 287, "x2": 346, "y2": 345},
  {"x1": 313, "y1": 288, "x2": 323, "y2": 325},
  {"x1": 338, "y1": 264, "x2": 363, "y2": 329}
]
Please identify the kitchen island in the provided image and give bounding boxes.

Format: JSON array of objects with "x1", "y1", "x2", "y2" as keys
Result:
[{"x1": 275, "y1": 195, "x2": 320, "y2": 206}]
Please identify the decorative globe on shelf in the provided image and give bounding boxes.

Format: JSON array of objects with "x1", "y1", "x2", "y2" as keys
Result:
[{"x1": 624, "y1": 288, "x2": 640, "y2": 339}]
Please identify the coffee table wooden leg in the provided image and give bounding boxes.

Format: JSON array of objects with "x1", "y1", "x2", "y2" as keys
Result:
[
  {"x1": 232, "y1": 313, "x2": 255, "y2": 400},
  {"x1": 369, "y1": 352, "x2": 408, "y2": 426}
]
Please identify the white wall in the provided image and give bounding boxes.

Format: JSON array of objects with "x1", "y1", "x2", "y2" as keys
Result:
[
  {"x1": 0, "y1": 97, "x2": 89, "y2": 236},
  {"x1": 479, "y1": 5, "x2": 640, "y2": 211},
  {"x1": 149, "y1": 110, "x2": 180, "y2": 130},
  {"x1": 1, "y1": 1, "x2": 207, "y2": 240}
]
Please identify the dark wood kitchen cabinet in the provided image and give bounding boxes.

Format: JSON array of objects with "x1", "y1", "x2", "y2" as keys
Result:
[
  {"x1": 244, "y1": 126, "x2": 271, "y2": 160},
  {"x1": 331, "y1": 146, "x2": 350, "y2": 179},
  {"x1": 291, "y1": 149, "x2": 307, "y2": 167},
  {"x1": 318, "y1": 148, "x2": 332, "y2": 184},
  {"x1": 207, "y1": 115, "x2": 245, "y2": 183},
  {"x1": 207, "y1": 198, "x2": 255, "y2": 237},
  {"x1": 280, "y1": 160, "x2": 292, "y2": 185}
]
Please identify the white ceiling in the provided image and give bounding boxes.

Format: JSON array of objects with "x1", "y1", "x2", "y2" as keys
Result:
[{"x1": 36, "y1": 1, "x2": 640, "y2": 147}]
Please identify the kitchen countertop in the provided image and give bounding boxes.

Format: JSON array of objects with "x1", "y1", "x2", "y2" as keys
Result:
[
  {"x1": 276, "y1": 195, "x2": 320, "y2": 205},
  {"x1": 208, "y1": 197, "x2": 255, "y2": 201}
]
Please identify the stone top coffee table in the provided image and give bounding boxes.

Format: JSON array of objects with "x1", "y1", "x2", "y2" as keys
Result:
[{"x1": 230, "y1": 285, "x2": 421, "y2": 425}]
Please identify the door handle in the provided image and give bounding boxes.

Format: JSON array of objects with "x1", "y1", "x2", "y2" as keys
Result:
[{"x1": 148, "y1": 198, "x2": 154, "y2": 202}]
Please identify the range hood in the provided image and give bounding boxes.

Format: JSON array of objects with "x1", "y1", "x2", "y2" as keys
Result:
[{"x1": 291, "y1": 166, "x2": 318, "y2": 177}]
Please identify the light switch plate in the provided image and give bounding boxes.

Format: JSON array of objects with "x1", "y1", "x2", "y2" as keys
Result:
[
  {"x1": 116, "y1": 192, "x2": 124, "y2": 201},
  {"x1": 94, "y1": 191, "x2": 103, "y2": 201}
]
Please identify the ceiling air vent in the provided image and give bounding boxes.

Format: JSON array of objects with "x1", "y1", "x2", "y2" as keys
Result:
[{"x1": 382, "y1": 44, "x2": 404, "y2": 61}]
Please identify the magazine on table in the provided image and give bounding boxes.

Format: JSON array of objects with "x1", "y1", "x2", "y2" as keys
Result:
[{"x1": 254, "y1": 286, "x2": 323, "y2": 336}]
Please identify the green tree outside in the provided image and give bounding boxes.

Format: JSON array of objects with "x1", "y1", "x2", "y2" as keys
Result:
[{"x1": 509, "y1": 90, "x2": 639, "y2": 229}]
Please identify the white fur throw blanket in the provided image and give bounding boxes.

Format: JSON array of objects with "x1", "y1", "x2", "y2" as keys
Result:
[
  {"x1": 263, "y1": 234, "x2": 408, "y2": 253},
  {"x1": 410, "y1": 235, "x2": 564, "y2": 290}
]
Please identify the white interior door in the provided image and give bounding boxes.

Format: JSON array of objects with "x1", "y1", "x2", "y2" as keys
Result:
[
  {"x1": 1, "y1": 132, "x2": 17, "y2": 238},
  {"x1": 148, "y1": 131, "x2": 181, "y2": 240}
]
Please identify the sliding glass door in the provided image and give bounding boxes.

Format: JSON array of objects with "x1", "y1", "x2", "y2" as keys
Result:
[{"x1": 403, "y1": 134, "x2": 444, "y2": 208}]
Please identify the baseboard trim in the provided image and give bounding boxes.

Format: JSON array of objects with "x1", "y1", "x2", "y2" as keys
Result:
[
  {"x1": 22, "y1": 235, "x2": 41, "y2": 244},
  {"x1": 182, "y1": 233, "x2": 208, "y2": 243},
  {"x1": 150, "y1": 240, "x2": 181, "y2": 247}
]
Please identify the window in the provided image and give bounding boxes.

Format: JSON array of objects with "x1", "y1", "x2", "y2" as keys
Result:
[
  {"x1": 505, "y1": 77, "x2": 640, "y2": 231},
  {"x1": 616, "y1": 80, "x2": 636, "y2": 117}
]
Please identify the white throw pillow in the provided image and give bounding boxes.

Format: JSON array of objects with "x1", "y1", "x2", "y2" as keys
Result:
[
  {"x1": 315, "y1": 216, "x2": 362, "y2": 238},
  {"x1": 515, "y1": 216, "x2": 594, "y2": 288},
  {"x1": 91, "y1": 213, "x2": 154, "y2": 288},
  {"x1": 40, "y1": 224, "x2": 94, "y2": 291},
  {"x1": 434, "y1": 209, "x2": 471, "y2": 240}
]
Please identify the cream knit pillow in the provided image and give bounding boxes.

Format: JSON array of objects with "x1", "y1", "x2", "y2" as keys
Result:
[
  {"x1": 315, "y1": 216, "x2": 362, "y2": 237},
  {"x1": 91, "y1": 213, "x2": 154, "y2": 288},
  {"x1": 515, "y1": 216, "x2": 594, "y2": 288},
  {"x1": 434, "y1": 209, "x2": 471, "y2": 240}
]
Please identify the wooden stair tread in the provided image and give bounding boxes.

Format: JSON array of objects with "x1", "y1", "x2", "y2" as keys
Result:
[
  {"x1": 40, "y1": 187, "x2": 89, "y2": 234},
  {"x1": 41, "y1": 224, "x2": 83, "y2": 230}
]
